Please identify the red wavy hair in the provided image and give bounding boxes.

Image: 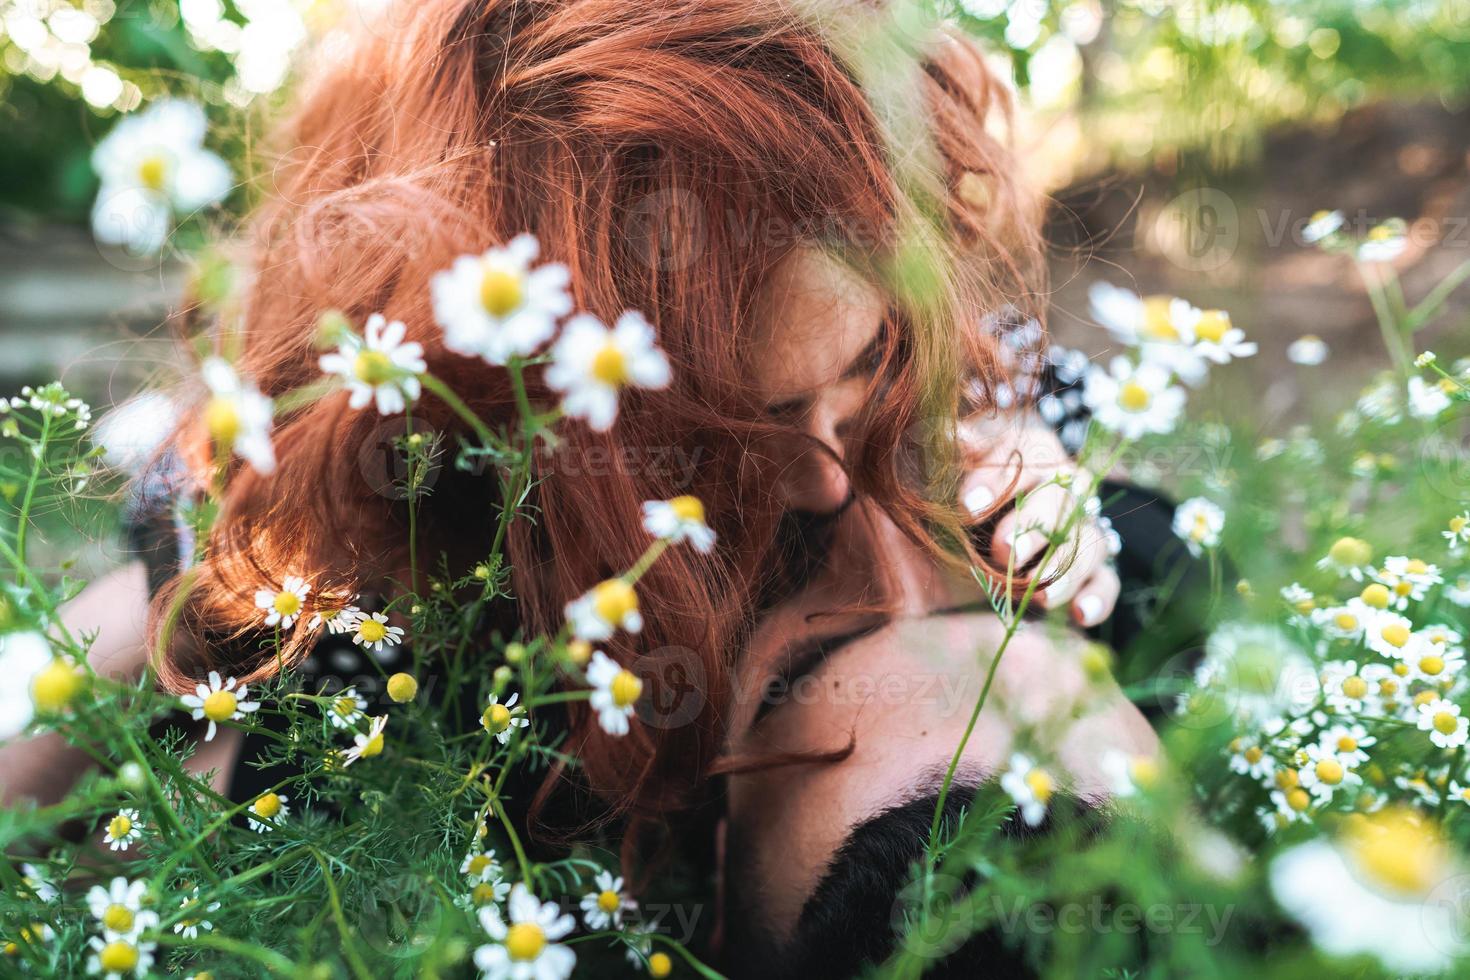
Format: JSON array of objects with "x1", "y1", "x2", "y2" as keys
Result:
[{"x1": 153, "y1": 0, "x2": 1044, "y2": 819}]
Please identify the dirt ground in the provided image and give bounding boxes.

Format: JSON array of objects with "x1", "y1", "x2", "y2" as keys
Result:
[{"x1": 1043, "y1": 99, "x2": 1470, "y2": 426}]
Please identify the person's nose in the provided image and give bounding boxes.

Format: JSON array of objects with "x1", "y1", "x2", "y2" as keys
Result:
[{"x1": 774, "y1": 400, "x2": 853, "y2": 514}]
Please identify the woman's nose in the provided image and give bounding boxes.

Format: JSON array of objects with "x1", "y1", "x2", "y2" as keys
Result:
[{"x1": 774, "y1": 401, "x2": 853, "y2": 514}]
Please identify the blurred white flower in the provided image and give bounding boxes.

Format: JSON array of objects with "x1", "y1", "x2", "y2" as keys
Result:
[
  {"x1": 546, "y1": 311, "x2": 672, "y2": 431},
  {"x1": 0, "y1": 631, "x2": 55, "y2": 740},
  {"x1": 1172, "y1": 497, "x2": 1225, "y2": 557},
  {"x1": 319, "y1": 313, "x2": 425, "y2": 416},
  {"x1": 1082, "y1": 357, "x2": 1186, "y2": 439},
  {"x1": 90, "y1": 99, "x2": 231, "y2": 254},
  {"x1": 430, "y1": 234, "x2": 572, "y2": 365},
  {"x1": 91, "y1": 392, "x2": 179, "y2": 474},
  {"x1": 1087, "y1": 282, "x2": 1209, "y2": 384},
  {"x1": 998, "y1": 752, "x2": 1054, "y2": 826},
  {"x1": 641, "y1": 496, "x2": 716, "y2": 553},
  {"x1": 586, "y1": 651, "x2": 642, "y2": 737},
  {"x1": 1357, "y1": 220, "x2": 1407, "y2": 263},
  {"x1": 1301, "y1": 209, "x2": 1344, "y2": 245},
  {"x1": 1286, "y1": 334, "x2": 1328, "y2": 365},
  {"x1": 201, "y1": 358, "x2": 276, "y2": 475}
]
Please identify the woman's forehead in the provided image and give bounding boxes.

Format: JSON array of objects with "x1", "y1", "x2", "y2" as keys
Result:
[{"x1": 749, "y1": 247, "x2": 886, "y2": 403}]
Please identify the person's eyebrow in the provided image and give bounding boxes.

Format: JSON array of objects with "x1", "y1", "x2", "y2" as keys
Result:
[
  {"x1": 753, "y1": 617, "x2": 888, "y2": 725},
  {"x1": 763, "y1": 314, "x2": 890, "y2": 419}
]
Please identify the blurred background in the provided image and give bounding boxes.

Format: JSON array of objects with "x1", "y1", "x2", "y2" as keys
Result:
[{"x1": 2, "y1": 0, "x2": 1468, "y2": 449}]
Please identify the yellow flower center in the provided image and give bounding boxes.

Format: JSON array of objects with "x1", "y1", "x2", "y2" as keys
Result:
[
  {"x1": 1340, "y1": 676, "x2": 1368, "y2": 699},
  {"x1": 484, "y1": 703, "x2": 512, "y2": 734},
  {"x1": 202, "y1": 690, "x2": 238, "y2": 722},
  {"x1": 335, "y1": 696, "x2": 360, "y2": 717},
  {"x1": 1359, "y1": 584, "x2": 1390, "y2": 609},
  {"x1": 1293, "y1": 598, "x2": 1315, "y2": 614},
  {"x1": 1452, "y1": 516, "x2": 1468, "y2": 535},
  {"x1": 467, "y1": 854, "x2": 493, "y2": 876},
  {"x1": 352, "y1": 350, "x2": 394, "y2": 385},
  {"x1": 1379, "y1": 678, "x2": 1399, "y2": 696},
  {"x1": 649, "y1": 952, "x2": 673, "y2": 979},
  {"x1": 252, "y1": 793, "x2": 282, "y2": 819},
  {"x1": 1420, "y1": 655, "x2": 1446, "y2": 676},
  {"x1": 1434, "y1": 711, "x2": 1459, "y2": 735},
  {"x1": 1334, "y1": 612, "x2": 1359, "y2": 631},
  {"x1": 1193, "y1": 310, "x2": 1230, "y2": 343},
  {"x1": 1024, "y1": 768, "x2": 1055, "y2": 803},
  {"x1": 357, "y1": 618, "x2": 387, "y2": 644},
  {"x1": 590, "y1": 345, "x2": 629, "y2": 387},
  {"x1": 272, "y1": 590, "x2": 301, "y2": 618},
  {"x1": 1415, "y1": 690, "x2": 1439, "y2": 708},
  {"x1": 471, "y1": 882, "x2": 498, "y2": 905},
  {"x1": 1336, "y1": 736, "x2": 1359, "y2": 753},
  {"x1": 1141, "y1": 296, "x2": 1180, "y2": 341},
  {"x1": 1394, "y1": 580, "x2": 1414, "y2": 597},
  {"x1": 1129, "y1": 757, "x2": 1160, "y2": 788},
  {"x1": 479, "y1": 266, "x2": 524, "y2": 317},
  {"x1": 504, "y1": 922, "x2": 547, "y2": 962},
  {"x1": 108, "y1": 814, "x2": 133, "y2": 839},
  {"x1": 1315, "y1": 760, "x2": 1344, "y2": 785},
  {"x1": 102, "y1": 903, "x2": 135, "y2": 934},
  {"x1": 137, "y1": 154, "x2": 168, "y2": 191},
  {"x1": 1118, "y1": 381, "x2": 1152, "y2": 412},
  {"x1": 1393, "y1": 662, "x2": 1410, "y2": 677},
  {"x1": 387, "y1": 673, "x2": 418, "y2": 703},
  {"x1": 610, "y1": 670, "x2": 643, "y2": 709},
  {"x1": 359, "y1": 734, "x2": 384, "y2": 758},
  {"x1": 204, "y1": 396, "x2": 241, "y2": 446},
  {"x1": 1243, "y1": 746, "x2": 1263, "y2": 764},
  {"x1": 1275, "y1": 769, "x2": 1299, "y2": 790},
  {"x1": 98, "y1": 941, "x2": 139, "y2": 973},
  {"x1": 597, "y1": 889, "x2": 622, "y2": 913},
  {"x1": 1328, "y1": 537, "x2": 1371, "y2": 567},
  {"x1": 1367, "y1": 225, "x2": 1396, "y2": 243},
  {"x1": 30, "y1": 660, "x2": 79, "y2": 713},
  {"x1": 1286, "y1": 788, "x2": 1310, "y2": 811},
  {"x1": 1405, "y1": 558, "x2": 1429, "y2": 575},
  {"x1": 1345, "y1": 807, "x2": 1445, "y2": 898},
  {"x1": 668, "y1": 495, "x2": 705, "y2": 524},
  {"x1": 1380, "y1": 623, "x2": 1411, "y2": 648},
  {"x1": 592, "y1": 579, "x2": 638, "y2": 625},
  {"x1": 566, "y1": 639, "x2": 592, "y2": 667}
]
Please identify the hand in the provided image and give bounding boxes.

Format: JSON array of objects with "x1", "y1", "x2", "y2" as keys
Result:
[{"x1": 956, "y1": 416, "x2": 1120, "y2": 627}]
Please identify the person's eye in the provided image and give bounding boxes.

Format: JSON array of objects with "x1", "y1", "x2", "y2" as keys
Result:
[{"x1": 764, "y1": 397, "x2": 808, "y2": 423}]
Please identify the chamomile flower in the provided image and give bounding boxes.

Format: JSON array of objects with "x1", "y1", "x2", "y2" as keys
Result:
[
  {"x1": 1187, "y1": 308, "x2": 1257, "y2": 365},
  {"x1": 180, "y1": 671, "x2": 261, "y2": 741},
  {"x1": 580, "y1": 870, "x2": 636, "y2": 930},
  {"x1": 200, "y1": 358, "x2": 276, "y2": 475},
  {"x1": 319, "y1": 313, "x2": 426, "y2": 416},
  {"x1": 87, "y1": 878, "x2": 155, "y2": 941},
  {"x1": 1364, "y1": 611, "x2": 1416, "y2": 659},
  {"x1": 1314, "y1": 603, "x2": 1371, "y2": 643},
  {"x1": 1082, "y1": 356, "x2": 1187, "y2": 439},
  {"x1": 1448, "y1": 574, "x2": 1470, "y2": 607},
  {"x1": 1227, "y1": 737, "x2": 1275, "y2": 780},
  {"x1": 89, "y1": 99, "x2": 231, "y2": 255},
  {"x1": 1445, "y1": 512, "x2": 1470, "y2": 550},
  {"x1": 344, "y1": 715, "x2": 388, "y2": 766},
  {"x1": 566, "y1": 579, "x2": 643, "y2": 642},
  {"x1": 1171, "y1": 497, "x2": 1224, "y2": 557},
  {"x1": 1374, "y1": 556, "x2": 1442, "y2": 606},
  {"x1": 1271, "y1": 808, "x2": 1468, "y2": 974},
  {"x1": 473, "y1": 884, "x2": 577, "y2": 980},
  {"x1": 1195, "y1": 624, "x2": 1319, "y2": 725},
  {"x1": 1404, "y1": 635, "x2": 1464, "y2": 684},
  {"x1": 457, "y1": 877, "x2": 513, "y2": 911},
  {"x1": 255, "y1": 574, "x2": 310, "y2": 629},
  {"x1": 1448, "y1": 780, "x2": 1470, "y2": 807},
  {"x1": 998, "y1": 752, "x2": 1055, "y2": 827},
  {"x1": 586, "y1": 651, "x2": 642, "y2": 737},
  {"x1": 641, "y1": 496, "x2": 716, "y2": 553},
  {"x1": 1423, "y1": 624, "x2": 1464, "y2": 649},
  {"x1": 481, "y1": 692, "x2": 530, "y2": 745},
  {"x1": 1087, "y1": 283, "x2": 1209, "y2": 384},
  {"x1": 1297, "y1": 743, "x2": 1362, "y2": 803},
  {"x1": 1287, "y1": 334, "x2": 1329, "y2": 365},
  {"x1": 246, "y1": 792, "x2": 290, "y2": 833},
  {"x1": 1279, "y1": 583, "x2": 1315, "y2": 619},
  {"x1": 326, "y1": 688, "x2": 367, "y2": 730},
  {"x1": 462, "y1": 850, "x2": 503, "y2": 884},
  {"x1": 546, "y1": 311, "x2": 673, "y2": 431},
  {"x1": 86, "y1": 934, "x2": 157, "y2": 979},
  {"x1": 103, "y1": 808, "x2": 144, "y2": 851},
  {"x1": 431, "y1": 234, "x2": 573, "y2": 365},
  {"x1": 1417, "y1": 698, "x2": 1469, "y2": 749},
  {"x1": 308, "y1": 604, "x2": 362, "y2": 635},
  {"x1": 622, "y1": 925, "x2": 656, "y2": 968},
  {"x1": 1408, "y1": 375, "x2": 1452, "y2": 419},
  {"x1": 1269, "y1": 785, "x2": 1313, "y2": 824},
  {"x1": 20, "y1": 863, "x2": 57, "y2": 904},
  {"x1": 1301, "y1": 209, "x2": 1345, "y2": 245},
  {"x1": 1320, "y1": 661, "x2": 1375, "y2": 713},
  {"x1": 1356, "y1": 220, "x2": 1407, "y2": 263},
  {"x1": 172, "y1": 888, "x2": 220, "y2": 939},
  {"x1": 1315, "y1": 536, "x2": 1373, "y2": 580},
  {"x1": 1099, "y1": 749, "x2": 1160, "y2": 798},
  {"x1": 351, "y1": 611, "x2": 404, "y2": 654}
]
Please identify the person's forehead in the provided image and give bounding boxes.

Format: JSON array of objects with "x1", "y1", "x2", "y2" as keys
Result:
[{"x1": 749, "y1": 248, "x2": 886, "y2": 402}]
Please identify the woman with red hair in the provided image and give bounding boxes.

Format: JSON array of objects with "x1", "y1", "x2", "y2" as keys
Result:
[{"x1": 3, "y1": 0, "x2": 1120, "y2": 869}]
